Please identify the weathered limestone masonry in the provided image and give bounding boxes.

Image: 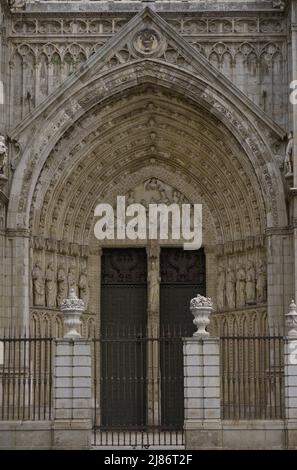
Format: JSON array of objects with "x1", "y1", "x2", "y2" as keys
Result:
[
  {"x1": 53, "y1": 288, "x2": 92, "y2": 449},
  {"x1": 53, "y1": 338, "x2": 92, "y2": 449},
  {"x1": 184, "y1": 294, "x2": 222, "y2": 449}
]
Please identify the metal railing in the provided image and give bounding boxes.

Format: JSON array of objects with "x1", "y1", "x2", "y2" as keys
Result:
[
  {"x1": 92, "y1": 328, "x2": 185, "y2": 448},
  {"x1": 0, "y1": 332, "x2": 54, "y2": 421},
  {"x1": 220, "y1": 335, "x2": 284, "y2": 420}
]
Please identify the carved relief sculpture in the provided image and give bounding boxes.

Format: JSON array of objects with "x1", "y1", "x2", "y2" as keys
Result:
[
  {"x1": 236, "y1": 264, "x2": 246, "y2": 308},
  {"x1": 285, "y1": 131, "x2": 293, "y2": 175},
  {"x1": 78, "y1": 268, "x2": 89, "y2": 309},
  {"x1": 246, "y1": 261, "x2": 256, "y2": 305},
  {"x1": 147, "y1": 258, "x2": 160, "y2": 313},
  {"x1": 45, "y1": 262, "x2": 57, "y2": 308},
  {"x1": 68, "y1": 266, "x2": 77, "y2": 294},
  {"x1": 217, "y1": 264, "x2": 225, "y2": 310},
  {"x1": 256, "y1": 261, "x2": 267, "y2": 304},
  {"x1": 57, "y1": 265, "x2": 67, "y2": 307},
  {"x1": 32, "y1": 263, "x2": 45, "y2": 306},
  {"x1": 0, "y1": 136, "x2": 8, "y2": 177},
  {"x1": 226, "y1": 267, "x2": 236, "y2": 310}
]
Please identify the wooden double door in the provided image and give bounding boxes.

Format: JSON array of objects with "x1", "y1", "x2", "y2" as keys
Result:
[{"x1": 100, "y1": 247, "x2": 206, "y2": 429}]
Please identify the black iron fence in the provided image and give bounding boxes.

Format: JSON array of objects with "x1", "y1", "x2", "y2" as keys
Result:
[
  {"x1": 220, "y1": 335, "x2": 284, "y2": 420},
  {"x1": 0, "y1": 333, "x2": 54, "y2": 421},
  {"x1": 92, "y1": 330, "x2": 185, "y2": 448}
]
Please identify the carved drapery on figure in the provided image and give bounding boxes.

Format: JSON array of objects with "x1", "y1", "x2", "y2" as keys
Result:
[
  {"x1": 68, "y1": 266, "x2": 77, "y2": 294},
  {"x1": 226, "y1": 267, "x2": 236, "y2": 310},
  {"x1": 32, "y1": 263, "x2": 44, "y2": 306},
  {"x1": 0, "y1": 136, "x2": 8, "y2": 177},
  {"x1": 57, "y1": 265, "x2": 67, "y2": 307},
  {"x1": 78, "y1": 268, "x2": 89, "y2": 309},
  {"x1": 147, "y1": 258, "x2": 160, "y2": 313},
  {"x1": 256, "y1": 261, "x2": 267, "y2": 303},
  {"x1": 284, "y1": 131, "x2": 293, "y2": 175},
  {"x1": 236, "y1": 265, "x2": 246, "y2": 308},
  {"x1": 217, "y1": 265, "x2": 225, "y2": 310},
  {"x1": 45, "y1": 262, "x2": 56, "y2": 308},
  {"x1": 246, "y1": 262, "x2": 256, "y2": 305}
]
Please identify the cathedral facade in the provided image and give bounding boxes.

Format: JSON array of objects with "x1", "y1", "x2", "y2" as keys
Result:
[{"x1": 0, "y1": 0, "x2": 294, "y2": 338}]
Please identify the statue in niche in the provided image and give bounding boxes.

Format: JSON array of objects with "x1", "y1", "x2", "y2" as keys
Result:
[
  {"x1": 256, "y1": 261, "x2": 267, "y2": 303},
  {"x1": 68, "y1": 266, "x2": 77, "y2": 294},
  {"x1": 236, "y1": 265, "x2": 246, "y2": 308},
  {"x1": 226, "y1": 267, "x2": 236, "y2": 310},
  {"x1": 246, "y1": 262, "x2": 256, "y2": 304},
  {"x1": 45, "y1": 262, "x2": 56, "y2": 308},
  {"x1": 217, "y1": 265, "x2": 225, "y2": 310},
  {"x1": 0, "y1": 135, "x2": 8, "y2": 176},
  {"x1": 78, "y1": 268, "x2": 89, "y2": 309},
  {"x1": 32, "y1": 263, "x2": 44, "y2": 306},
  {"x1": 284, "y1": 131, "x2": 293, "y2": 175},
  {"x1": 57, "y1": 265, "x2": 67, "y2": 306},
  {"x1": 148, "y1": 258, "x2": 160, "y2": 312}
]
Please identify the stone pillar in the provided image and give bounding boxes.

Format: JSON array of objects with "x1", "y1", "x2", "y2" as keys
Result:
[
  {"x1": 5, "y1": 229, "x2": 30, "y2": 330},
  {"x1": 183, "y1": 294, "x2": 222, "y2": 449},
  {"x1": 266, "y1": 229, "x2": 293, "y2": 333},
  {"x1": 146, "y1": 242, "x2": 160, "y2": 426},
  {"x1": 53, "y1": 290, "x2": 92, "y2": 449},
  {"x1": 284, "y1": 300, "x2": 297, "y2": 448}
]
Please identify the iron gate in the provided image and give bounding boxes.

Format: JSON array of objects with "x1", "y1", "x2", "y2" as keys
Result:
[
  {"x1": 220, "y1": 335, "x2": 284, "y2": 420},
  {"x1": 92, "y1": 333, "x2": 185, "y2": 448}
]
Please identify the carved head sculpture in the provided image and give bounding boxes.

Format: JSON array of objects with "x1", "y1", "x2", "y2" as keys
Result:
[
  {"x1": 134, "y1": 28, "x2": 160, "y2": 55},
  {"x1": 0, "y1": 136, "x2": 7, "y2": 155},
  {"x1": 139, "y1": 29, "x2": 157, "y2": 52}
]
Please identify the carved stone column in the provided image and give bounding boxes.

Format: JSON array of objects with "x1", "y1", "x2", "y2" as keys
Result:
[{"x1": 146, "y1": 242, "x2": 160, "y2": 426}]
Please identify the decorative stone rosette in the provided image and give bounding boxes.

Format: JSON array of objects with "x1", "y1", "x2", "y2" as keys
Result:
[
  {"x1": 190, "y1": 294, "x2": 213, "y2": 339},
  {"x1": 60, "y1": 288, "x2": 85, "y2": 338}
]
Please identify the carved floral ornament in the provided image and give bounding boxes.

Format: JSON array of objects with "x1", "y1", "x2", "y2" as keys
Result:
[{"x1": 190, "y1": 294, "x2": 213, "y2": 309}]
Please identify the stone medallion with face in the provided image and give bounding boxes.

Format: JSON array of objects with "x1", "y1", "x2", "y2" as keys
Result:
[{"x1": 133, "y1": 28, "x2": 160, "y2": 56}]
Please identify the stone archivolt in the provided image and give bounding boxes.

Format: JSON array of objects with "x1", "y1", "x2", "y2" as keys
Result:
[{"x1": 28, "y1": 89, "x2": 267, "y2": 248}]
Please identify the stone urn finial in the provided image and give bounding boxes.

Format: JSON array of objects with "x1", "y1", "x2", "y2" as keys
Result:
[
  {"x1": 285, "y1": 300, "x2": 297, "y2": 338},
  {"x1": 190, "y1": 294, "x2": 213, "y2": 339},
  {"x1": 60, "y1": 288, "x2": 85, "y2": 338}
]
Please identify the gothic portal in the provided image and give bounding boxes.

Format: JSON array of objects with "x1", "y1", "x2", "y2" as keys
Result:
[{"x1": 0, "y1": 1, "x2": 294, "y2": 340}]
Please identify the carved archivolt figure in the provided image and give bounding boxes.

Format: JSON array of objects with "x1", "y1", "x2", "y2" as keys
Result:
[
  {"x1": 284, "y1": 131, "x2": 293, "y2": 174},
  {"x1": 236, "y1": 265, "x2": 246, "y2": 308},
  {"x1": 226, "y1": 267, "x2": 236, "y2": 310},
  {"x1": 78, "y1": 268, "x2": 89, "y2": 309},
  {"x1": 68, "y1": 266, "x2": 77, "y2": 293},
  {"x1": 217, "y1": 265, "x2": 225, "y2": 310},
  {"x1": 0, "y1": 135, "x2": 8, "y2": 176},
  {"x1": 45, "y1": 262, "x2": 56, "y2": 308},
  {"x1": 256, "y1": 262, "x2": 267, "y2": 303},
  {"x1": 57, "y1": 265, "x2": 67, "y2": 306},
  {"x1": 246, "y1": 262, "x2": 256, "y2": 304},
  {"x1": 32, "y1": 263, "x2": 44, "y2": 306}
]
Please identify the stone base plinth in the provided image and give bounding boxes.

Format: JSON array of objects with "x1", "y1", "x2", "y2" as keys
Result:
[{"x1": 53, "y1": 419, "x2": 92, "y2": 449}]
